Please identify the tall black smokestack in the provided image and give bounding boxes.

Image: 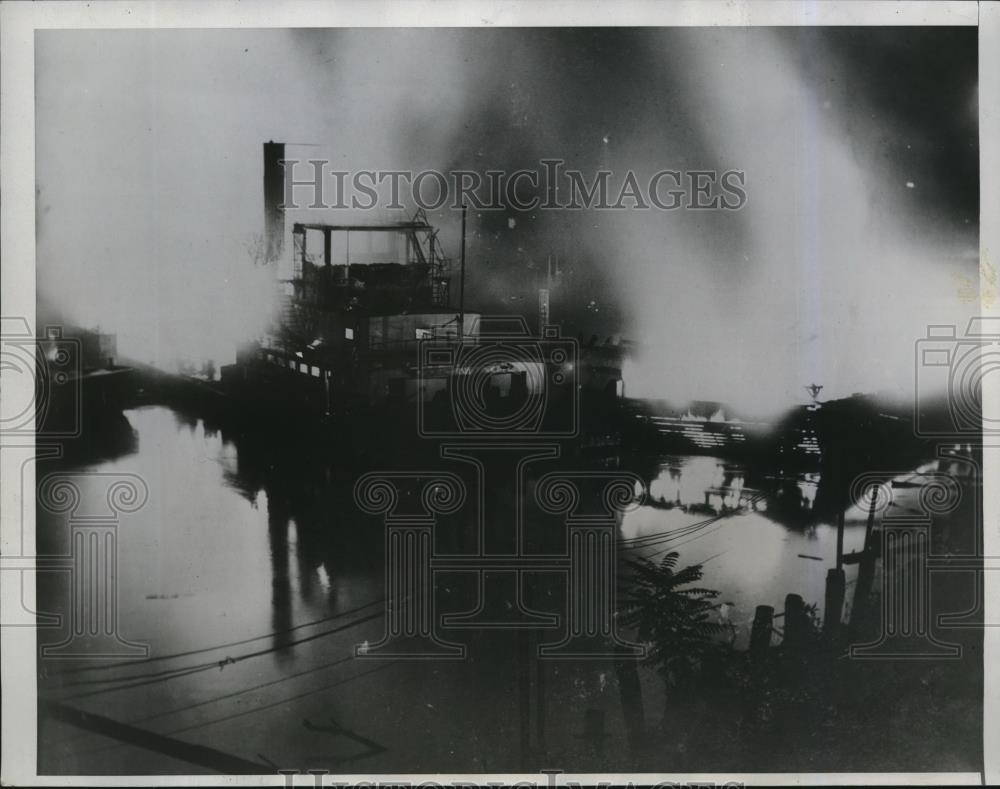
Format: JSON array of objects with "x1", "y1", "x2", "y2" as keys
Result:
[{"x1": 263, "y1": 141, "x2": 286, "y2": 263}]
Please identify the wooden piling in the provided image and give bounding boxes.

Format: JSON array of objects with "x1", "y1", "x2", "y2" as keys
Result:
[
  {"x1": 836, "y1": 503, "x2": 845, "y2": 570},
  {"x1": 823, "y1": 568, "x2": 846, "y2": 640},
  {"x1": 749, "y1": 604, "x2": 774, "y2": 662},
  {"x1": 850, "y1": 484, "x2": 880, "y2": 637},
  {"x1": 783, "y1": 593, "x2": 808, "y2": 651}
]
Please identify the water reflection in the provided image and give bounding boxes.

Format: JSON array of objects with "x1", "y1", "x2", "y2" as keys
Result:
[
  {"x1": 621, "y1": 455, "x2": 866, "y2": 648},
  {"x1": 36, "y1": 406, "x2": 385, "y2": 667},
  {"x1": 639, "y1": 455, "x2": 831, "y2": 527},
  {"x1": 267, "y1": 493, "x2": 295, "y2": 660},
  {"x1": 37, "y1": 409, "x2": 864, "y2": 660},
  {"x1": 34, "y1": 403, "x2": 978, "y2": 773}
]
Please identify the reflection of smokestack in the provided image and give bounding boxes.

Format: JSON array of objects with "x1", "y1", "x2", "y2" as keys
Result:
[{"x1": 263, "y1": 141, "x2": 286, "y2": 263}]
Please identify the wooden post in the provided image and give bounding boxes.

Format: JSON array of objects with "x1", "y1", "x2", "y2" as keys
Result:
[
  {"x1": 850, "y1": 484, "x2": 880, "y2": 637},
  {"x1": 836, "y1": 503, "x2": 845, "y2": 570},
  {"x1": 828, "y1": 497, "x2": 848, "y2": 644},
  {"x1": 823, "y1": 568, "x2": 845, "y2": 640},
  {"x1": 862, "y1": 482, "x2": 878, "y2": 553},
  {"x1": 783, "y1": 593, "x2": 808, "y2": 651},
  {"x1": 749, "y1": 604, "x2": 774, "y2": 662}
]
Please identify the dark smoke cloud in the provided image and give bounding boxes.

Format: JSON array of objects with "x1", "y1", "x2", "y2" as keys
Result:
[{"x1": 36, "y1": 27, "x2": 977, "y2": 416}]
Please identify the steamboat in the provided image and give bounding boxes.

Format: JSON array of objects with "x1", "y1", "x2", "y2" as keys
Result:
[{"x1": 214, "y1": 142, "x2": 627, "y2": 440}]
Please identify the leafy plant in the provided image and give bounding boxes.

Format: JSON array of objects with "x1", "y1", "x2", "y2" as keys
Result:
[{"x1": 620, "y1": 552, "x2": 730, "y2": 689}]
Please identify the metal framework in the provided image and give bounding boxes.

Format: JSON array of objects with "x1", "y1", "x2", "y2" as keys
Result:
[{"x1": 288, "y1": 209, "x2": 451, "y2": 308}]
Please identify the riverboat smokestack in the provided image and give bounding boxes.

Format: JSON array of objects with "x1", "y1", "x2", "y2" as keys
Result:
[{"x1": 263, "y1": 141, "x2": 286, "y2": 263}]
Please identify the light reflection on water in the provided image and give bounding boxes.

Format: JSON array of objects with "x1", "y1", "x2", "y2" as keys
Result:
[
  {"x1": 33, "y1": 404, "x2": 979, "y2": 773},
  {"x1": 623, "y1": 456, "x2": 865, "y2": 648},
  {"x1": 39, "y1": 408, "x2": 864, "y2": 661},
  {"x1": 38, "y1": 406, "x2": 382, "y2": 667}
]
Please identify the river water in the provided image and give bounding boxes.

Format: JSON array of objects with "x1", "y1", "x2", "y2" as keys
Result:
[{"x1": 35, "y1": 404, "x2": 882, "y2": 774}]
